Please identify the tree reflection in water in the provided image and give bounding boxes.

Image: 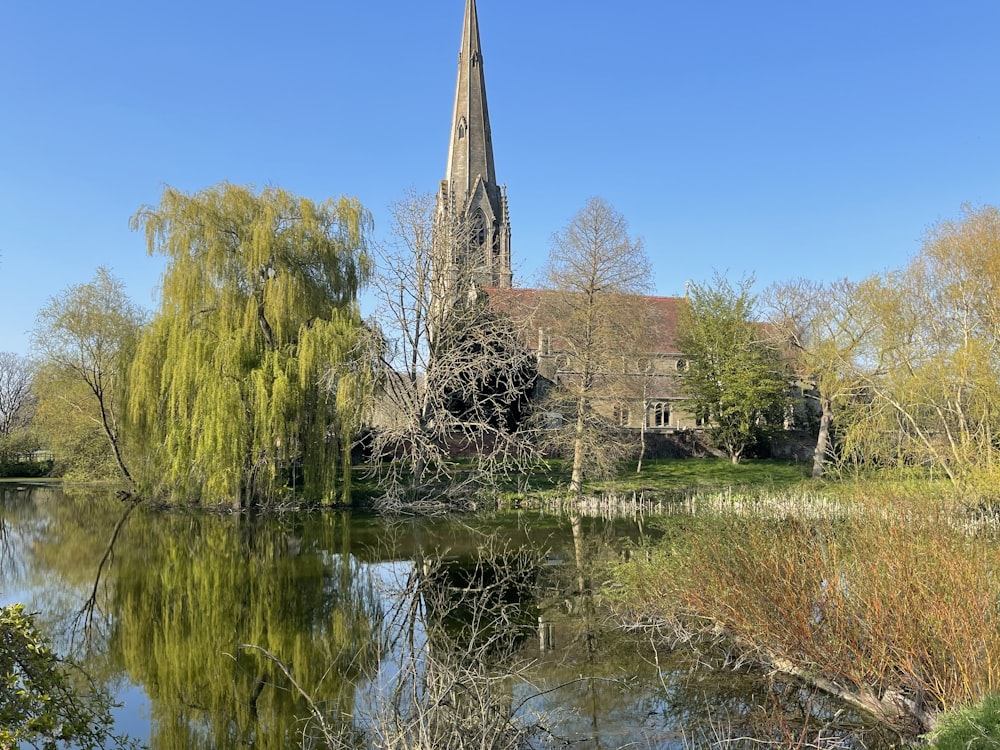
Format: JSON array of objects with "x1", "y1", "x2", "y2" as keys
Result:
[
  {"x1": 112, "y1": 510, "x2": 381, "y2": 749},
  {"x1": 0, "y1": 486, "x2": 902, "y2": 749}
]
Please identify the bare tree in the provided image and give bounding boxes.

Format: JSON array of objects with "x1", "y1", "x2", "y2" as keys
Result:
[
  {"x1": 536, "y1": 197, "x2": 653, "y2": 493},
  {"x1": 242, "y1": 534, "x2": 556, "y2": 750},
  {"x1": 0, "y1": 352, "x2": 34, "y2": 438},
  {"x1": 366, "y1": 190, "x2": 539, "y2": 506},
  {"x1": 764, "y1": 278, "x2": 874, "y2": 478}
]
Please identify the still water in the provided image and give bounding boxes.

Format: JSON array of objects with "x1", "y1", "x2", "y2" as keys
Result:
[{"x1": 1, "y1": 483, "x2": 896, "y2": 749}]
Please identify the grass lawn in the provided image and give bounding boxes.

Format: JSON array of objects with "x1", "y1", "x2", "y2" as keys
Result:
[{"x1": 522, "y1": 457, "x2": 815, "y2": 498}]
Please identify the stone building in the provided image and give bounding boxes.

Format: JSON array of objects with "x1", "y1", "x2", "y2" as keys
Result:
[
  {"x1": 433, "y1": 0, "x2": 703, "y2": 438},
  {"x1": 484, "y1": 288, "x2": 707, "y2": 434}
]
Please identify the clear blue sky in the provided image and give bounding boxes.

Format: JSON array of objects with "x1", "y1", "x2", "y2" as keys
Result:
[{"x1": 3, "y1": 0, "x2": 999, "y2": 355}]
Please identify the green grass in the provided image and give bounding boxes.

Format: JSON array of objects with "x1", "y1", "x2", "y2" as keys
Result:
[
  {"x1": 520, "y1": 457, "x2": 814, "y2": 499},
  {"x1": 598, "y1": 457, "x2": 812, "y2": 491},
  {"x1": 926, "y1": 694, "x2": 1000, "y2": 749}
]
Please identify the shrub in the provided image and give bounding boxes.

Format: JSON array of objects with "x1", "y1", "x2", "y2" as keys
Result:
[
  {"x1": 611, "y1": 490, "x2": 1000, "y2": 736},
  {"x1": 0, "y1": 603, "x2": 139, "y2": 749}
]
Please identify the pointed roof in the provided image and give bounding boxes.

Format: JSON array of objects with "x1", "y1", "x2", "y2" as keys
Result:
[{"x1": 445, "y1": 0, "x2": 498, "y2": 207}]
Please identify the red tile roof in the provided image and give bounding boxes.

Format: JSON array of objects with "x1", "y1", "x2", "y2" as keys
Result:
[{"x1": 484, "y1": 287, "x2": 685, "y2": 356}]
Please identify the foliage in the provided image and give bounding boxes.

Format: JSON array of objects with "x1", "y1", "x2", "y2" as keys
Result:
[
  {"x1": 611, "y1": 490, "x2": 1000, "y2": 736},
  {"x1": 537, "y1": 197, "x2": 654, "y2": 492},
  {"x1": 31, "y1": 268, "x2": 145, "y2": 486},
  {"x1": 127, "y1": 183, "x2": 373, "y2": 507},
  {"x1": 367, "y1": 190, "x2": 539, "y2": 502},
  {"x1": 0, "y1": 603, "x2": 139, "y2": 749},
  {"x1": 676, "y1": 273, "x2": 791, "y2": 464},
  {"x1": 31, "y1": 365, "x2": 120, "y2": 480},
  {"x1": 0, "y1": 430, "x2": 46, "y2": 478},
  {"x1": 926, "y1": 693, "x2": 1000, "y2": 749},
  {"x1": 832, "y1": 205, "x2": 1000, "y2": 488}
]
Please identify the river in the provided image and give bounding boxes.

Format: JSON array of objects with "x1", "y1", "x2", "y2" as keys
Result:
[{"x1": 0, "y1": 483, "x2": 898, "y2": 749}]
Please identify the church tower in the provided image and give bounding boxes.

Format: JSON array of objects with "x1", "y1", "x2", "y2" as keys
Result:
[{"x1": 435, "y1": 0, "x2": 513, "y2": 295}]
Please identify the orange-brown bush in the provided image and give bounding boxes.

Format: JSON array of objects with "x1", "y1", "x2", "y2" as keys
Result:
[{"x1": 612, "y1": 492, "x2": 1000, "y2": 735}]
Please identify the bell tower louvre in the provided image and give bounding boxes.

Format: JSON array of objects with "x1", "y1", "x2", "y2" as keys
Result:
[{"x1": 434, "y1": 0, "x2": 513, "y2": 294}]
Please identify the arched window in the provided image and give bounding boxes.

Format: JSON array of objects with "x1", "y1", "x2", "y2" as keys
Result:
[
  {"x1": 649, "y1": 402, "x2": 670, "y2": 428},
  {"x1": 613, "y1": 404, "x2": 630, "y2": 427},
  {"x1": 470, "y1": 210, "x2": 487, "y2": 248}
]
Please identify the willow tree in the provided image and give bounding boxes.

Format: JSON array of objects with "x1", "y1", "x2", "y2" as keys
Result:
[
  {"x1": 837, "y1": 205, "x2": 1000, "y2": 486},
  {"x1": 128, "y1": 183, "x2": 373, "y2": 507}
]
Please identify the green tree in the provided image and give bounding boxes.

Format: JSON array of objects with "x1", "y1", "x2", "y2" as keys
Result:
[
  {"x1": 676, "y1": 273, "x2": 790, "y2": 464},
  {"x1": 0, "y1": 603, "x2": 139, "y2": 749},
  {"x1": 31, "y1": 268, "x2": 145, "y2": 486},
  {"x1": 537, "y1": 197, "x2": 654, "y2": 493},
  {"x1": 128, "y1": 183, "x2": 373, "y2": 507}
]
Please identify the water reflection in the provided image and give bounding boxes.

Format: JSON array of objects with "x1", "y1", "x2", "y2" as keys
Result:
[{"x1": 0, "y1": 485, "x2": 897, "y2": 749}]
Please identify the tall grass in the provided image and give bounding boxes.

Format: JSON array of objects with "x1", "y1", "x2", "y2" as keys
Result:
[
  {"x1": 611, "y1": 490, "x2": 1000, "y2": 736},
  {"x1": 926, "y1": 693, "x2": 1000, "y2": 748}
]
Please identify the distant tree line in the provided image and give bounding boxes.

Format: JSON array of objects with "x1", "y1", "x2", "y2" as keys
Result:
[{"x1": 6, "y1": 184, "x2": 1000, "y2": 500}]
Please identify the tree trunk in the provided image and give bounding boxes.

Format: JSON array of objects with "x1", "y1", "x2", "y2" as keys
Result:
[
  {"x1": 570, "y1": 399, "x2": 586, "y2": 494},
  {"x1": 812, "y1": 397, "x2": 833, "y2": 478},
  {"x1": 636, "y1": 400, "x2": 647, "y2": 474},
  {"x1": 93, "y1": 385, "x2": 135, "y2": 493}
]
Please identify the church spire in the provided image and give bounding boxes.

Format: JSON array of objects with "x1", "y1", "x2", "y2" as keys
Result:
[
  {"x1": 436, "y1": 0, "x2": 512, "y2": 291},
  {"x1": 445, "y1": 0, "x2": 496, "y2": 199}
]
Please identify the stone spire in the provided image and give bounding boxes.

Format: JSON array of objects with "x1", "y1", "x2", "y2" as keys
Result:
[{"x1": 435, "y1": 0, "x2": 512, "y2": 292}]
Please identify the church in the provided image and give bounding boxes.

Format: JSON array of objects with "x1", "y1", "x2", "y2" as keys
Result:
[{"x1": 433, "y1": 0, "x2": 702, "y2": 436}]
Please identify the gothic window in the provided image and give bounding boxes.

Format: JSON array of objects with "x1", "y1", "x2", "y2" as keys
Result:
[
  {"x1": 470, "y1": 210, "x2": 487, "y2": 248},
  {"x1": 649, "y1": 402, "x2": 670, "y2": 428},
  {"x1": 613, "y1": 404, "x2": 630, "y2": 427},
  {"x1": 458, "y1": 116, "x2": 467, "y2": 140}
]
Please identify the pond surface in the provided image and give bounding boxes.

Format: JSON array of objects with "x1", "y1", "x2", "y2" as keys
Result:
[{"x1": 0, "y1": 484, "x2": 898, "y2": 749}]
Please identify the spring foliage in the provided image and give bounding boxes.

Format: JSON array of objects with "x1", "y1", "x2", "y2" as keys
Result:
[
  {"x1": 676, "y1": 274, "x2": 790, "y2": 463},
  {"x1": 0, "y1": 603, "x2": 138, "y2": 749},
  {"x1": 128, "y1": 183, "x2": 373, "y2": 506},
  {"x1": 31, "y1": 268, "x2": 146, "y2": 484}
]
